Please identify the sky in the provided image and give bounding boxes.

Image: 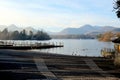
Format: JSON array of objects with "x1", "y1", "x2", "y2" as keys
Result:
[{"x1": 0, "y1": 0, "x2": 119, "y2": 32}]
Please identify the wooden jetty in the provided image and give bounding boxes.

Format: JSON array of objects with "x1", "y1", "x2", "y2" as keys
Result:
[
  {"x1": 101, "y1": 48, "x2": 115, "y2": 58},
  {"x1": 0, "y1": 40, "x2": 63, "y2": 50}
]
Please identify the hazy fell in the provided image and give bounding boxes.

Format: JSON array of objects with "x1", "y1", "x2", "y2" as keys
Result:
[
  {"x1": 0, "y1": 24, "x2": 119, "y2": 35},
  {"x1": 59, "y1": 25, "x2": 116, "y2": 35}
]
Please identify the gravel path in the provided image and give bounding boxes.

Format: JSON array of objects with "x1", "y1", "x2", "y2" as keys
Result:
[
  {"x1": 34, "y1": 58, "x2": 57, "y2": 80},
  {"x1": 84, "y1": 59, "x2": 115, "y2": 79},
  {"x1": 0, "y1": 49, "x2": 119, "y2": 80}
]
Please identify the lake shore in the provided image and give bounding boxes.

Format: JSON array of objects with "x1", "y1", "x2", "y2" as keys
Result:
[{"x1": 0, "y1": 49, "x2": 120, "y2": 80}]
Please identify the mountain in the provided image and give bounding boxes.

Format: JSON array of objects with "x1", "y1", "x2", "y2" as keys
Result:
[
  {"x1": 0, "y1": 24, "x2": 118, "y2": 36},
  {"x1": 112, "y1": 28, "x2": 120, "y2": 32},
  {"x1": 24, "y1": 26, "x2": 38, "y2": 34},
  {"x1": 0, "y1": 25, "x2": 8, "y2": 31},
  {"x1": 59, "y1": 24, "x2": 116, "y2": 35},
  {"x1": 0, "y1": 24, "x2": 38, "y2": 34},
  {"x1": 7, "y1": 24, "x2": 23, "y2": 32}
]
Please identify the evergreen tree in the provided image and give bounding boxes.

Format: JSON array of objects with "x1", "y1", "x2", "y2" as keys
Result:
[
  {"x1": 29, "y1": 31, "x2": 34, "y2": 40},
  {"x1": 0, "y1": 28, "x2": 51, "y2": 40},
  {"x1": 10, "y1": 31, "x2": 20, "y2": 40}
]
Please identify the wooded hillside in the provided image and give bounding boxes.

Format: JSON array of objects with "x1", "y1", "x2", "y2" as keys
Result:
[{"x1": 98, "y1": 31, "x2": 120, "y2": 42}]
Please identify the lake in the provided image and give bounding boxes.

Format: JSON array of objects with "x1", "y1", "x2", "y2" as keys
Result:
[{"x1": 30, "y1": 39, "x2": 114, "y2": 57}]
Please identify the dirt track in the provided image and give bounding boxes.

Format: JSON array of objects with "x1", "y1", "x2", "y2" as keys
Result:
[{"x1": 0, "y1": 49, "x2": 120, "y2": 80}]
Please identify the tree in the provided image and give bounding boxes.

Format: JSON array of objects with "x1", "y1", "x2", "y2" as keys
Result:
[
  {"x1": 98, "y1": 32, "x2": 114, "y2": 42},
  {"x1": 34, "y1": 30, "x2": 51, "y2": 40},
  {"x1": 114, "y1": 0, "x2": 120, "y2": 18},
  {"x1": 19, "y1": 29, "x2": 27, "y2": 40},
  {"x1": 1, "y1": 28, "x2": 9, "y2": 40},
  {"x1": 0, "y1": 28, "x2": 51, "y2": 40},
  {"x1": 28, "y1": 31, "x2": 34, "y2": 40},
  {"x1": 10, "y1": 31, "x2": 20, "y2": 40}
]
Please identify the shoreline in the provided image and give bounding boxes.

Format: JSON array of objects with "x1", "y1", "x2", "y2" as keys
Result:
[{"x1": 0, "y1": 49, "x2": 119, "y2": 80}]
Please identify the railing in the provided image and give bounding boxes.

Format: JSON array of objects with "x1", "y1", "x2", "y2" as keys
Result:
[
  {"x1": 0, "y1": 40, "x2": 63, "y2": 46},
  {"x1": 0, "y1": 40, "x2": 64, "y2": 50},
  {"x1": 101, "y1": 48, "x2": 115, "y2": 58}
]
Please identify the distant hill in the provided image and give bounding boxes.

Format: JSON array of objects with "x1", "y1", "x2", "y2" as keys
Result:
[
  {"x1": 0, "y1": 24, "x2": 38, "y2": 34},
  {"x1": 0, "y1": 25, "x2": 8, "y2": 31},
  {"x1": 0, "y1": 24, "x2": 119, "y2": 36},
  {"x1": 49, "y1": 24, "x2": 119, "y2": 39},
  {"x1": 112, "y1": 28, "x2": 120, "y2": 32},
  {"x1": 59, "y1": 24, "x2": 116, "y2": 35},
  {"x1": 7, "y1": 24, "x2": 23, "y2": 32},
  {"x1": 24, "y1": 27, "x2": 37, "y2": 34}
]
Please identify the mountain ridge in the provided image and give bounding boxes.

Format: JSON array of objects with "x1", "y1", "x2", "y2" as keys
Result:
[
  {"x1": 59, "y1": 25, "x2": 116, "y2": 35},
  {"x1": 0, "y1": 24, "x2": 119, "y2": 35},
  {"x1": 0, "y1": 24, "x2": 38, "y2": 34}
]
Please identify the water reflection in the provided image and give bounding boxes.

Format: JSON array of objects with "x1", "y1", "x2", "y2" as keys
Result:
[{"x1": 31, "y1": 39, "x2": 114, "y2": 57}]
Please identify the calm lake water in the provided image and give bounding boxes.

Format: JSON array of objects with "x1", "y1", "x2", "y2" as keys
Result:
[{"x1": 30, "y1": 39, "x2": 114, "y2": 57}]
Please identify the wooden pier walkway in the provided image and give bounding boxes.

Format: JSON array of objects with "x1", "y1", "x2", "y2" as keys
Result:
[
  {"x1": 0, "y1": 40, "x2": 63, "y2": 50},
  {"x1": 101, "y1": 48, "x2": 115, "y2": 58}
]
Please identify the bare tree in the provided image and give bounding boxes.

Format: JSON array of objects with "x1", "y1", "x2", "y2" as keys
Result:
[{"x1": 114, "y1": 0, "x2": 120, "y2": 18}]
